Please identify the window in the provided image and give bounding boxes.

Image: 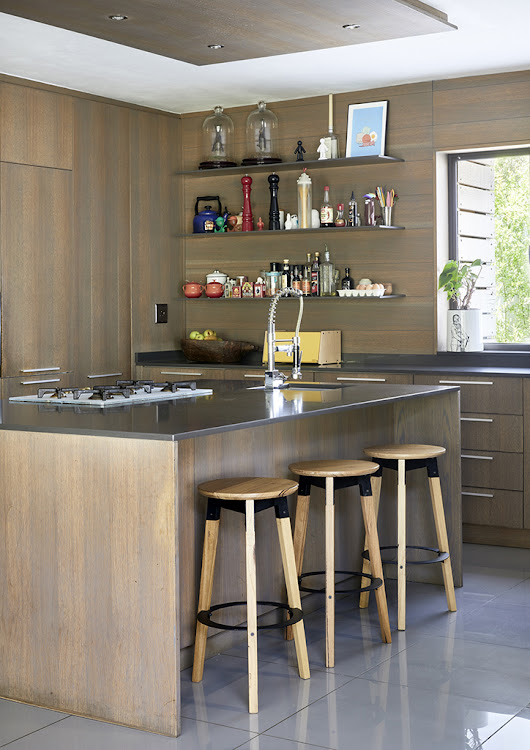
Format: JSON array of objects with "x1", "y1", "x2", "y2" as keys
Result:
[{"x1": 449, "y1": 149, "x2": 530, "y2": 347}]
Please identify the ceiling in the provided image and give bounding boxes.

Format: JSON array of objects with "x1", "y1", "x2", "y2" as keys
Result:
[
  {"x1": 0, "y1": 0, "x2": 455, "y2": 66},
  {"x1": 0, "y1": 1, "x2": 528, "y2": 114}
]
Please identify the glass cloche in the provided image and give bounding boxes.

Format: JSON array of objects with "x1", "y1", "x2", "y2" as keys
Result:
[
  {"x1": 199, "y1": 105, "x2": 236, "y2": 169},
  {"x1": 242, "y1": 101, "x2": 281, "y2": 165}
]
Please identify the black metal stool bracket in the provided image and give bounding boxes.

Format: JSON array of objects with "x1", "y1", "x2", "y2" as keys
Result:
[
  {"x1": 299, "y1": 570, "x2": 382, "y2": 594},
  {"x1": 362, "y1": 545, "x2": 449, "y2": 566},
  {"x1": 197, "y1": 601, "x2": 303, "y2": 631}
]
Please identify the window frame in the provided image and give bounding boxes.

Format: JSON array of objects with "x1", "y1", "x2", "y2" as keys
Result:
[{"x1": 447, "y1": 147, "x2": 530, "y2": 352}]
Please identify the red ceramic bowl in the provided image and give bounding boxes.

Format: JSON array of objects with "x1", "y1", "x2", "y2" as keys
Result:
[
  {"x1": 183, "y1": 282, "x2": 204, "y2": 298},
  {"x1": 204, "y1": 282, "x2": 224, "y2": 298}
]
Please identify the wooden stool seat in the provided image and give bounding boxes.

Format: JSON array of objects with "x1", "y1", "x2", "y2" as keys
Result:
[
  {"x1": 363, "y1": 443, "x2": 446, "y2": 461},
  {"x1": 193, "y1": 476, "x2": 309, "y2": 714},
  {"x1": 360, "y1": 444, "x2": 457, "y2": 631},
  {"x1": 289, "y1": 459, "x2": 380, "y2": 478},
  {"x1": 288, "y1": 458, "x2": 391, "y2": 668},
  {"x1": 198, "y1": 477, "x2": 298, "y2": 500}
]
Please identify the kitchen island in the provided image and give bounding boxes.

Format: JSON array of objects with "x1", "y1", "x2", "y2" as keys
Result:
[{"x1": 0, "y1": 380, "x2": 460, "y2": 736}]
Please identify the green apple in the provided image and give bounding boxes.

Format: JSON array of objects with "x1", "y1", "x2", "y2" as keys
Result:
[
  {"x1": 189, "y1": 330, "x2": 201, "y2": 339},
  {"x1": 194, "y1": 333, "x2": 204, "y2": 340}
]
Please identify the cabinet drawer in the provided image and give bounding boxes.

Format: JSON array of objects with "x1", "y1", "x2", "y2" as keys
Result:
[
  {"x1": 137, "y1": 366, "x2": 225, "y2": 381},
  {"x1": 317, "y1": 371, "x2": 413, "y2": 385},
  {"x1": 460, "y1": 413, "x2": 523, "y2": 453},
  {"x1": 2, "y1": 373, "x2": 73, "y2": 399},
  {"x1": 413, "y1": 374, "x2": 522, "y2": 414},
  {"x1": 462, "y1": 486, "x2": 523, "y2": 529},
  {"x1": 461, "y1": 450, "x2": 523, "y2": 491},
  {"x1": 225, "y1": 368, "x2": 315, "y2": 382}
]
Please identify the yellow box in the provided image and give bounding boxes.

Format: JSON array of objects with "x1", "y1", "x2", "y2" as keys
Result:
[{"x1": 262, "y1": 330, "x2": 341, "y2": 365}]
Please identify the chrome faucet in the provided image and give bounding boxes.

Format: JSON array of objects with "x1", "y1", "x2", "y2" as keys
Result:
[{"x1": 264, "y1": 287, "x2": 304, "y2": 389}]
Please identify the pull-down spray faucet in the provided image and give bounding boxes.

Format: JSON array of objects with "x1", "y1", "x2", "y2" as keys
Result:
[{"x1": 264, "y1": 288, "x2": 304, "y2": 389}]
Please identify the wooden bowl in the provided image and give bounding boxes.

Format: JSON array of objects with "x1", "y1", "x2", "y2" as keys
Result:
[{"x1": 180, "y1": 338, "x2": 259, "y2": 364}]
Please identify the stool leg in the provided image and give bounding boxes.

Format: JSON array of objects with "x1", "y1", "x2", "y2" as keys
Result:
[
  {"x1": 359, "y1": 473, "x2": 382, "y2": 609},
  {"x1": 428, "y1": 475, "x2": 457, "y2": 612},
  {"x1": 245, "y1": 500, "x2": 259, "y2": 713},
  {"x1": 285, "y1": 490, "x2": 311, "y2": 641},
  {"x1": 397, "y1": 459, "x2": 407, "y2": 631},
  {"x1": 276, "y1": 516, "x2": 310, "y2": 679},
  {"x1": 325, "y1": 476, "x2": 335, "y2": 668},
  {"x1": 192, "y1": 517, "x2": 220, "y2": 683},
  {"x1": 360, "y1": 492, "x2": 391, "y2": 644}
]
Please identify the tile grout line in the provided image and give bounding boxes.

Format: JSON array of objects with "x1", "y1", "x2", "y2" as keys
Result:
[{"x1": 0, "y1": 714, "x2": 71, "y2": 748}]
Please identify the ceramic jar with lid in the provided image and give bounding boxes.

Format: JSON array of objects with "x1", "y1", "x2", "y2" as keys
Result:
[{"x1": 206, "y1": 270, "x2": 228, "y2": 285}]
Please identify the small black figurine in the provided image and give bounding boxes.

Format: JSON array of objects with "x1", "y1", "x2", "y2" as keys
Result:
[{"x1": 294, "y1": 140, "x2": 306, "y2": 161}]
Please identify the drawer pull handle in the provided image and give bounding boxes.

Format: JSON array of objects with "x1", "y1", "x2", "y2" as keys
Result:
[
  {"x1": 460, "y1": 417, "x2": 494, "y2": 423},
  {"x1": 438, "y1": 380, "x2": 493, "y2": 386},
  {"x1": 20, "y1": 378, "x2": 61, "y2": 385},
  {"x1": 461, "y1": 454, "x2": 494, "y2": 460},
  {"x1": 462, "y1": 491, "x2": 495, "y2": 498},
  {"x1": 337, "y1": 376, "x2": 387, "y2": 382},
  {"x1": 87, "y1": 372, "x2": 122, "y2": 379},
  {"x1": 20, "y1": 367, "x2": 61, "y2": 373},
  {"x1": 244, "y1": 374, "x2": 264, "y2": 379},
  {"x1": 160, "y1": 371, "x2": 203, "y2": 376}
]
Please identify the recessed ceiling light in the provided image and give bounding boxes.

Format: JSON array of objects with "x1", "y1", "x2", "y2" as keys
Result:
[
  {"x1": 342, "y1": 23, "x2": 360, "y2": 30},
  {"x1": 208, "y1": 44, "x2": 224, "y2": 50},
  {"x1": 108, "y1": 14, "x2": 128, "y2": 21}
]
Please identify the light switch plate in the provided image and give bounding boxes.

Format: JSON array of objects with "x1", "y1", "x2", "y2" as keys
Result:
[{"x1": 155, "y1": 303, "x2": 168, "y2": 324}]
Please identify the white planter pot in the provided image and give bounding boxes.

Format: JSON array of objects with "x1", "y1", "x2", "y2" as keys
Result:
[{"x1": 447, "y1": 309, "x2": 483, "y2": 352}]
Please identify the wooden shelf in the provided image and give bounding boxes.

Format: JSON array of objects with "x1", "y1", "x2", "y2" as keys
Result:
[
  {"x1": 182, "y1": 294, "x2": 406, "y2": 301},
  {"x1": 177, "y1": 155, "x2": 404, "y2": 177},
  {"x1": 178, "y1": 225, "x2": 404, "y2": 239}
]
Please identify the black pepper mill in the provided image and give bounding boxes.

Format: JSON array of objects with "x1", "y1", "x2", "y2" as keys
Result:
[{"x1": 268, "y1": 173, "x2": 280, "y2": 230}]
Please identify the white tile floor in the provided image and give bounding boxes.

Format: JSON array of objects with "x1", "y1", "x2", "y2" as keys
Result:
[{"x1": 1, "y1": 543, "x2": 529, "y2": 749}]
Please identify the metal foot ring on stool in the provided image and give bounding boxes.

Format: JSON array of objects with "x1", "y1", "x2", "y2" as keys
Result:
[
  {"x1": 362, "y1": 545, "x2": 450, "y2": 566},
  {"x1": 299, "y1": 570, "x2": 382, "y2": 594},
  {"x1": 198, "y1": 601, "x2": 303, "y2": 630}
]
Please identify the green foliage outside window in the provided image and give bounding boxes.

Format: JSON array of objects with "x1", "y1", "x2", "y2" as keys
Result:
[{"x1": 494, "y1": 155, "x2": 530, "y2": 342}]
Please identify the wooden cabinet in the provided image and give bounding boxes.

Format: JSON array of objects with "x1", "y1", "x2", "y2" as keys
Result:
[
  {"x1": 0, "y1": 163, "x2": 76, "y2": 377},
  {"x1": 224, "y1": 367, "x2": 315, "y2": 382},
  {"x1": 74, "y1": 99, "x2": 131, "y2": 383},
  {"x1": 0, "y1": 83, "x2": 73, "y2": 169},
  {"x1": 415, "y1": 373, "x2": 525, "y2": 543},
  {"x1": 1, "y1": 373, "x2": 74, "y2": 399},
  {"x1": 137, "y1": 365, "x2": 226, "y2": 381}
]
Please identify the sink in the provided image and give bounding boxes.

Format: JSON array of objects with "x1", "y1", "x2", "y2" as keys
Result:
[{"x1": 247, "y1": 382, "x2": 346, "y2": 391}]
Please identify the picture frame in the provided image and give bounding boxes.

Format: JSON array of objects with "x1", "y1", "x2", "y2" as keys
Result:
[{"x1": 345, "y1": 101, "x2": 388, "y2": 158}]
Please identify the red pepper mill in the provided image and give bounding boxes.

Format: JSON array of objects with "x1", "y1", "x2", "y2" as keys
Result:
[{"x1": 241, "y1": 174, "x2": 253, "y2": 231}]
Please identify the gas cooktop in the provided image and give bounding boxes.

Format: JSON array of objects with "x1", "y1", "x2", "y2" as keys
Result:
[{"x1": 9, "y1": 380, "x2": 213, "y2": 408}]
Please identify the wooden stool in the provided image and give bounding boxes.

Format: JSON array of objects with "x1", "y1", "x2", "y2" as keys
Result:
[
  {"x1": 360, "y1": 444, "x2": 457, "y2": 631},
  {"x1": 287, "y1": 460, "x2": 392, "y2": 669},
  {"x1": 192, "y1": 477, "x2": 310, "y2": 714}
]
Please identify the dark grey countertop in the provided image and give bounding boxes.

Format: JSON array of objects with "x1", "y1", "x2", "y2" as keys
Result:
[
  {"x1": 136, "y1": 350, "x2": 530, "y2": 377},
  {"x1": 0, "y1": 381, "x2": 458, "y2": 441}
]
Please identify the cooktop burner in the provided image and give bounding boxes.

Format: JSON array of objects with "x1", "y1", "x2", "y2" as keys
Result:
[{"x1": 9, "y1": 380, "x2": 213, "y2": 407}]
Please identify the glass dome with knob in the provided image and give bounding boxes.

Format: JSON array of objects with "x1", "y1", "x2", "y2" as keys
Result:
[
  {"x1": 242, "y1": 101, "x2": 282, "y2": 166},
  {"x1": 199, "y1": 105, "x2": 237, "y2": 169}
]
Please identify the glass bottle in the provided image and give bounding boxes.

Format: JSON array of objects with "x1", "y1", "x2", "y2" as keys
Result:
[
  {"x1": 281, "y1": 259, "x2": 291, "y2": 290},
  {"x1": 320, "y1": 245, "x2": 335, "y2": 296},
  {"x1": 301, "y1": 253, "x2": 312, "y2": 296},
  {"x1": 334, "y1": 203, "x2": 345, "y2": 227},
  {"x1": 242, "y1": 101, "x2": 281, "y2": 165},
  {"x1": 297, "y1": 170, "x2": 312, "y2": 229},
  {"x1": 266, "y1": 262, "x2": 282, "y2": 297},
  {"x1": 347, "y1": 191, "x2": 358, "y2": 227},
  {"x1": 311, "y1": 252, "x2": 321, "y2": 296},
  {"x1": 341, "y1": 267, "x2": 354, "y2": 289},
  {"x1": 199, "y1": 106, "x2": 236, "y2": 169},
  {"x1": 292, "y1": 265, "x2": 301, "y2": 291},
  {"x1": 320, "y1": 186, "x2": 334, "y2": 227}
]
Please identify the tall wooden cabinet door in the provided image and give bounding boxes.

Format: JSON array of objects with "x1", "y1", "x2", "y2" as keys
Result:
[
  {"x1": 74, "y1": 99, "x2": 131, "y2": 382},
  {"x1": 1, "y1": 163, "x2": 76, "y2": 376},
  {"x1": 0, "y1": 83, "x2": 73, "y2": 169},
  {"x1": 130, "y1": 110, "x2": 183, "y2": 357}
]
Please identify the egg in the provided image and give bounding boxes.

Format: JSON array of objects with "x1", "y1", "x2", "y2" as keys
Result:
[
  {"x1": 356, "y1": 284, "x2": 367, "y2": 290},
  {"x1": 358, "y1": 278, "x2": 372, "y2": 286}
]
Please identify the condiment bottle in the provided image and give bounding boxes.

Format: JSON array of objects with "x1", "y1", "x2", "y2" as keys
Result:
[
  {"x1": 341, "y1": 267, "x2": 354, "y2": 289},
  {"x1": 311, "y1": 252, "x2": 321, "y2": 296},
  {"x1": 334, "y1": 203, "x2": 345, "y2": 227},
  {"x1": 320, "y1": 186, "x2": 334, "y2": 227},
  {"x1": 301, "y1": 253, "x2": 312, "y2": 296},
  {"x1": 297, "y1": 170, "x2": 312, "y2": 229},
  {"x1": 319, "y1": 245, "x2": 335, "y2": 296},
  {"x1": 347, "y1": 191, "x2": 358, "y2": 227}
]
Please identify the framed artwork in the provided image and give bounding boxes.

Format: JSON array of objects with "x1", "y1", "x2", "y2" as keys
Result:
[{"x1": 345, "y1": 101, "x2": 388, "y2": 158}]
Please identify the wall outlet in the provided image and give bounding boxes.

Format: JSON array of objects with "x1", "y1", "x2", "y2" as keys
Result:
[{"x1": 154, "y1": 303, "x2": 168, "y2": 324}]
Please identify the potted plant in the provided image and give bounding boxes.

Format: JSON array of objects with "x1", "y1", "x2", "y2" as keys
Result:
[{"x1": 438, "y1": 259, "x2": 483, "y2": 352}]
